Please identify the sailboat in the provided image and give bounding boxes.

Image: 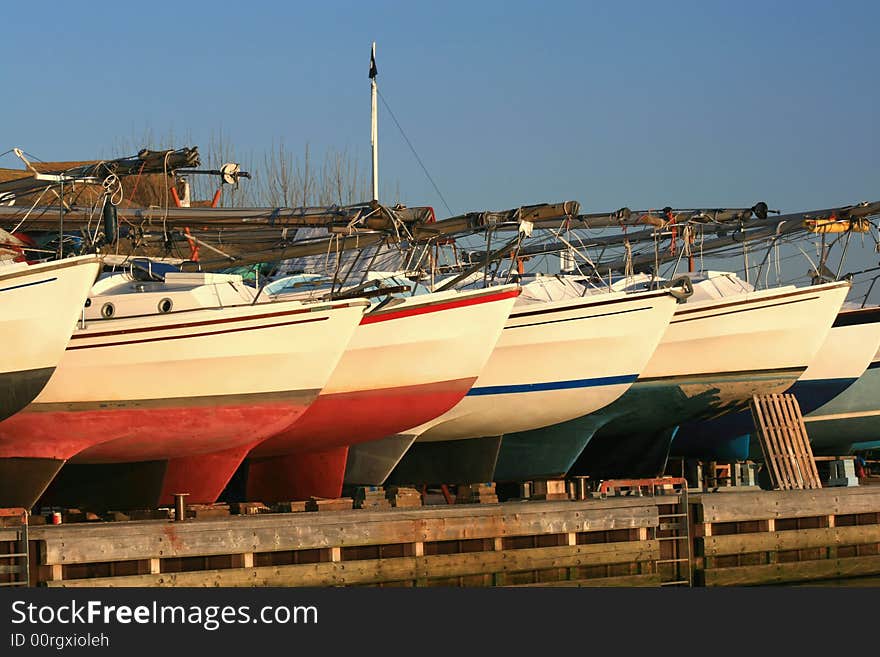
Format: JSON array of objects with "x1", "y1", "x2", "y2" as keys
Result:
[
  {"x1": 240, "y1": 275, "x2": 521, "y2": 501},
  {"x1": 343, "y1": 276, "x2": 682, "y2": 488},
  {"x1": 1, "y1": 267, "x2": 367, "y2": 509},
  {"x1": 802, "y1": 341, "x2": 880, "y2": 454},
  {"x1": 234, "y1": 43, "x2": 525, "y2": 501},
  {"x1": 696, "y1": 305, "x2": 880, "y2": 460},
  {"x1": 0, "y1": 254, "x2": 101, "y2": 505},
  {"x1": 494, "y1": 272, "x2": 850, "y2": 482},
  {"x1": 0, "y1": 255, "x2": 101, "y2": 421},
  {"x1": 669, "y1": 296, "x2": 874, "y2": 462}
]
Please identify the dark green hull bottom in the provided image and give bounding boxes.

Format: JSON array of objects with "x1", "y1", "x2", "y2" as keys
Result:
[
  {"x1": 344, "y1": 434, "x2": 417, "y2": 486},
  {"x1": 0, "y1": 457, "x2": 65, "y2": 509},
  {"x1": 39, "y1": 461, "x2": 169, "y2": 510},
  {"x1": 0, "y1": 366, "x2": 55, "y2": 422},
  {"x1": 386, "y1": 436, "x2": 502, "y2": 486},
  {"x1": 495, "y1": 369, "x2": 801, "y2": 482}
]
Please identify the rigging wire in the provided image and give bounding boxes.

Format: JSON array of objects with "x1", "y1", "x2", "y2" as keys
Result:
[{"x1": 376, "y1": 88, "x2": 454, "y2": 217}]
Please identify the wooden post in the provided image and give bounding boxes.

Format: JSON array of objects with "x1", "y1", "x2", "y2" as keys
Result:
[
  {"x1": 827, "y1": 515, "x2": 837, "y2": 559},
  {"x1": 48, "y1": 564, "x2": 63, "y2": 582},
  {"x1": 493, "y1": 537, "x2": 505, "y2": 586},
  {"x1": 566, "y1": 532, "x2": 578, "y2": 580},
  {"x1": 766, "y1": 518, "x2": 777, "y2": 564},
  {"x1": 411, "y1": 542, "x2": 427, "y2": 587}
]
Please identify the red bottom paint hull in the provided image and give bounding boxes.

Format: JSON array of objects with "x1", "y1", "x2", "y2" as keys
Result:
[
  {"x1": 245, "y1": 378, "x2": 475, "y2": 502},
  {"x1": 0, "y1": 397, "x2": 312, "y2": 462},
  {"x1": 40, "y1": 441, "x2": 257, "y2": 508},
  {"x1": 158, "y1": 442, "x2": 258, "y2": 505},
  {"x1": 2, "y1": 394, "x2": 314, "y2": 509},
  {"x1": 247, "y1": 447, "x2": 349, "y2": 501}
]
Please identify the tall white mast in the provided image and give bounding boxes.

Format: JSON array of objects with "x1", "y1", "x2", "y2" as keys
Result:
[{"x1": 370, "y1": 42, "x2": 379, "y2": 202}]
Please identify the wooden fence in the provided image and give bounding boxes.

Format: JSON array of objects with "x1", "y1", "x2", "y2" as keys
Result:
[
  {"x1": 5, "y1": 486, "x2": 880, "y2": 587},
  {"x1": 0, "y1": 497, "x2": 670, "y2": 588}
]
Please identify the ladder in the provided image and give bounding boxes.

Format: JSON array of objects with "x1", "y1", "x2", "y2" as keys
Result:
[
  {"x1": 0, "y1": 508, "x2": 29, "y2": 587},
  {"x1": 750, "y1": 393, "x2": 822, "y2": 490},
  {"x1": 652, "y1": 485, "x2": 693, "y2": 587}
]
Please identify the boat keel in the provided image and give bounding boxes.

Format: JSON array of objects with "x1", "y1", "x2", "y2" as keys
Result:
[
  {"x1": 495, "y1": 414, "x2": 607, "y2": 482},
  {"x1": 0, "y1": 456, "x2": 65, "y2": 509},
  {"x1": 570, "y1": 425, "x2": 679, "y2": 479},
  {"x1": 344, "y1": 433, "x2": 418, "y2": 486},
  {"x1": 244, "y1": 446, "x2": 350, "y2": 502},
  {"x1": 387, "y1": 436, "x2": 502, "y2": 486},
  {"x1": 41, "y1": 444, "x2": 252, "y2": 510},
  {"x1": 0, "y1": 367, "x2": 55, "y2": 422}
]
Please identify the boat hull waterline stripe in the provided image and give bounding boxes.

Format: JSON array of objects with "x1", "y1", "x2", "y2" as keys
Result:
[
  {"x1": 67, "y1": 316, "x2": 329, "y2": 351},
  {"x1": 507, "y1": 305, "x2": 653, "y2": 330},
  {"x1": 466, "y1": 374, "x2": 638, "y2": 396},
  {"x1": 0, "y1": 277, "x2": 57, "y2": 294}
]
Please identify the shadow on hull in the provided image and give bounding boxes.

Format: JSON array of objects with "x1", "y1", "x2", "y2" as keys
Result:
[
  {"x1": 0, "y1": 457, "x2": 64, "y2": 509},
  {"x1": 0, "y1": 367, "x2": 54, "y2": 422}
]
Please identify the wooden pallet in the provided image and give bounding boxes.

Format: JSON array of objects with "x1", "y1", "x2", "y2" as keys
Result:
[{"x1": 750, "y1": 393, "x2": 822, "y2": 490}]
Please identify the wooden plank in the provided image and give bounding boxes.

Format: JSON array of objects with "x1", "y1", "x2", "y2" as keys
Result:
[
  {"x1": 509, "y1": 573, "x2": 662, "y2": 587},
  {"x1": 29, "y1": 496, "x2": 661, "y2": 540},
  {"x1": 781, "y1": 394, "x2": 812, "y2": 489},
  {"x1": 773, "y1": 394, "x2": 802, "y2": 489},
  {"x1": 763, "y1": 394, "x2": 787, "y2": 488},
  {"x1": 46, "y1": 540, "x2": 661, "y2": 588},
  {"x1": 751, "y1": 396, "x2": 776, "y2": 488},
  {"x1": 764, "y1": 394, "x2": 791, "y2": 489},
  {"x1": 31, "y1": 497, "x2": 656, "y2": 539},
  {"x1": 40, "y1": 504, "x2": 659, "y2": 565},
  {"x1": 702, "y1": 524, "x2": 880, "y2": 556},
  {"x1": 792, "y1": 395, "x2": 822, "y2": 488},
  {"x1": 704, "y1": 554, "x2": 880, "y2": 586},
  {"x1": 0, "y1": 529, "x2": 20, "y2": 542},
  {"x1": 698, "y1": 488, "x2": 880, "y2": 523},
  {"x1": 770, "y1": 394, "x2": 797, "y2": 488}
]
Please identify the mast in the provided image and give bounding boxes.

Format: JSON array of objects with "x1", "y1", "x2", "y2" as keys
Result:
[{"x1": 369, "y1": 42, "x2": 379, "y2": 202}]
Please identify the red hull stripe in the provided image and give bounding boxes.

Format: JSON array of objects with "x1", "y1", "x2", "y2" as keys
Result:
[
  {"x1": 67, "y1": 315, "x2": 328, "y2": 350},
  {"x1": 251, "y1": 377, "x2": 475, "y2": 456},
  {"x1": 360, "y1": 288, "x2": 520, "y2": 325}
]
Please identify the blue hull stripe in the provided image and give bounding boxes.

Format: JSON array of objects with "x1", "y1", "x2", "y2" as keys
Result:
[
  {"x1": 467, "y1": 374, "x2": 638, "y2": 396},
  {"x1": 0, "y1": 277, "x2": 57, "y2": 294}
]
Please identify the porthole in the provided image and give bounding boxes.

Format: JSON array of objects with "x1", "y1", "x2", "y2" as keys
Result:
[
  {"x1": 158, "y1": 298, "x2": 173, "y2": 314},
  {"x1": 101, "y1": 302, "x2": 115, "y2": 318}
]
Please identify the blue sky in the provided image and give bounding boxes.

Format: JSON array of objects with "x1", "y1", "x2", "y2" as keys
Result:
[
  {"x1": 3, "y1": 0, "x2": 879, "y2": 294},
  {"x1": 3, "y1": 1, "x2": 877, "y2": 215}
]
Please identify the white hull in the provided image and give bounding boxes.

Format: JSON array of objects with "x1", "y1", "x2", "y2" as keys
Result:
[
  {"x1": 247, "y1": 284, "x2": 521, "y2": 458},
  {"x1": 643, "y1": 280, "x2": 851, "y2": 389},
  {"x1": 0, "y1": 255, "x2": 100, "y2": 376},
  {"x1": 798, "y1": 316, "x2": 880, "y2": 384},
  {"x1": 0, "y1": 292, "x2": 367, "y2": 463},
  {"x1": 412, "y1": 289, "x2": 678, "y2": 442},
  {"x1": 323, "y1": 286, "x2": 519, "y2": 396},
  {"x1": 0, "y1": 255, "x2": 100, "y2": 422}
]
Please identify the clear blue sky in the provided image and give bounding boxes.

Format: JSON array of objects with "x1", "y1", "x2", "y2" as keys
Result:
[{"x1": 2, "y1": 1, "x2": 877, "y2": 217}]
